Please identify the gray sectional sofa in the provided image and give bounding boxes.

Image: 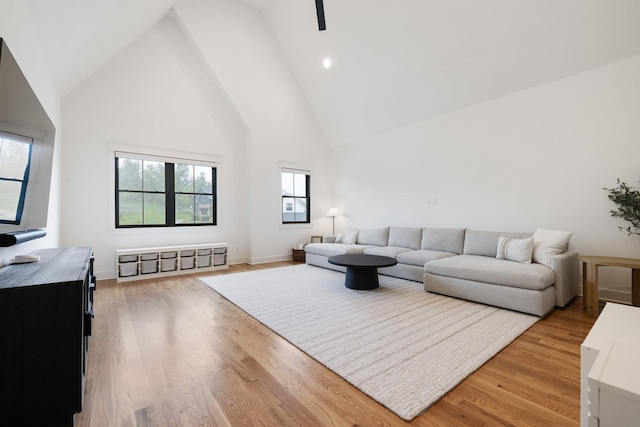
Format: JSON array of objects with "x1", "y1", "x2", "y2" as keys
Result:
[{"x1": 304, "y1": 226, "x2": 579, "y2": 316}]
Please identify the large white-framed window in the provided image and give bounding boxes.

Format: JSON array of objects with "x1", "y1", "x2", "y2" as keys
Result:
[
  {"x1": 115, "y1": 151, "x2": 217, "y2": 228},
  {"x1": 281, "y1": 167, "x2": 310, "y2": 224},
  {"x1": 0, "y1": 130, "x2": 33, "y2": 225}
]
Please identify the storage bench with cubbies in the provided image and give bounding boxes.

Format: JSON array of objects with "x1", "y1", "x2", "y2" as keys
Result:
[{"x1": 116, "y1": 243, "x2": 228, "y2": 282}]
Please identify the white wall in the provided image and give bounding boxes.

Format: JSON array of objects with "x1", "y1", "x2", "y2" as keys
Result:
[
  {"x1": 0, "y1": 0, "x2": 62, "y2": 266},
  {"x1": 173, "y1": 0, "x2": 334, "y2": 263},
  {"x1": 333, "y1": 54, "x2": 640, "y2": 299},
  {"x1": 62, "y1": 1, "x2": 334, "y2": 278}
]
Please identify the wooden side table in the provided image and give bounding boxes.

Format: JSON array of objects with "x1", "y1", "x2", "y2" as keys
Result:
[
  {"x1": 292, "y1": 248, "x2": 306, "y2": 262},
  {"x1": 580, "y1": 256, "x2": 640, "y2": 317}
]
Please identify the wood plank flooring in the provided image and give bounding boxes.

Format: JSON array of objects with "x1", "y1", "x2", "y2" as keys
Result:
[{"x1": 75, "y1": 262, "x2": 596, "y2": 426}]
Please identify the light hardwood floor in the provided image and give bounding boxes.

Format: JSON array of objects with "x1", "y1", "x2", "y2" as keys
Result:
[{"x1": 75, "y1": 262, "x2": 596, "y2": 426}]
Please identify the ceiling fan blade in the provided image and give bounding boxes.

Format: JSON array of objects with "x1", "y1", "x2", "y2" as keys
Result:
[{"x1": 316, "y1": 0, "x2": 326, "y2": 31}]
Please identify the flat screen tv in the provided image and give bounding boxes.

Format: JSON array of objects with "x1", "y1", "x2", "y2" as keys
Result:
[{"x1": 0, "y1": 38, "x2": 55, "y2": 245}]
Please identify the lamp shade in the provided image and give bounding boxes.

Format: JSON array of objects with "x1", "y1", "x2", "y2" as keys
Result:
[{"x1": 325, "y1": 207, "x2": 339, "y2": 217}]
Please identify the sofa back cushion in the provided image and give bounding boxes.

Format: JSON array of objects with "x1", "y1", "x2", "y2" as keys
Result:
[
  {"x1": 463, "y1": 229, "x2": 532, "y2": 257},
  {"x1": 388, "y1": 226, "x2": 422, "y2": 249},
  {"x1": 356, "y1": 227, "x2": 389, "y2": 246},
  {"x1": 421, "y1": 228, "x2": 466, "y2": 254}
]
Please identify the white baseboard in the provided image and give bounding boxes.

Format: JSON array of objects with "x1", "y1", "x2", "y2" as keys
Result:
[
  {"x1": 599, "y1": 288, "x2": 631, "y2": 304},
  {"x1": 97, "y1": 269, "x2": 117, "y2": 280},
  {"x1": 229, "y1": 256, "x2": 250, "y2": 265},
  {"x1": 249, "y1": 254, "x2": 293, "y2": 264}
]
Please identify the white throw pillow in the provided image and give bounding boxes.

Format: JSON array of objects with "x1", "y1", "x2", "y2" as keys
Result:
[
  {"x1": 496, "y1": 236, "x2": 534, "y2": 264},
  {"x1": 334, "y1": 233, "x2": 344, "y2": 243},
  {"x1": 532, "y1": 228, "x2": 572, "y2": 266},
  {"x1": 343, "y1": 231, "x2": 358, "y2": 244}
]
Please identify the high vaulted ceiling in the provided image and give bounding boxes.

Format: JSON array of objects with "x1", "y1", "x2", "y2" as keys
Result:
[
  {"x1": 23, "y1": 0, "x2": 640, "y2": 146},
  {"x1": 24, "y1": 0, "x2": 178, "y2": 97}
]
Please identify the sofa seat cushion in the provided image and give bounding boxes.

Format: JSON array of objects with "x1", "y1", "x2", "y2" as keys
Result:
[
  {"x1": 363, "y1": 246, "x2": 412, "y2": 258},
  {"x1": 395, "y1": 249, "x2": 458, "y2": 267},
  {"x1": 304, "y1": 243, "x2": 373, "y2": 257},
  {"x1": 424, "y1": 254, "x2": 555, "y2": 290}
]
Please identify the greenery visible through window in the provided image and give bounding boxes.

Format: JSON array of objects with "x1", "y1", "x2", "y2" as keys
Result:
[
  {"x1": 0, "y1": 131, "x2": 32, "y2": 224},
  {"x1": 281, "y1": 168, "x2": 310, "y2": 224},
  {"x1": 116, "y1": 153, "x2": 216, "y2": 228}
]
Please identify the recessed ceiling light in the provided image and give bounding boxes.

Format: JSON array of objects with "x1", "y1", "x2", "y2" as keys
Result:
[{"x1": 323, "y1": 58, "x2": 332, "y2": 69}]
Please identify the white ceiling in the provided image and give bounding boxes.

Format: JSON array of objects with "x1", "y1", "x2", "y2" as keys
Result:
[
  {"x1": 24, "y1": 0, "x2": 178, "y2": 97},
  {"x1": 23, "y1": 0, "x2": 640, "y2": 146}
]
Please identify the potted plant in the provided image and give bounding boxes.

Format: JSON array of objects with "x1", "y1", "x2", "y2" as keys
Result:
[{"x1": 604, "y1": 178, "x2": 640, "y2": 236}]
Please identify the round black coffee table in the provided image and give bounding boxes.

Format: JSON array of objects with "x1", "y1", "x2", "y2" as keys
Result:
[{"x1": 328, "y1": 254, "x2": 397, "y2": 290}]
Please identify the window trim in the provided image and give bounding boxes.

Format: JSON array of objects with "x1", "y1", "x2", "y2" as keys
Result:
[
  {"x1": 114, "y1": 150, "x2": 218, "y2": 229},
  {"x1": 0, "y1": 130, "x2": 33, "y2": 225},
  {"x1": 281, "y1": 166, "x2": 311, "y2": 225}
]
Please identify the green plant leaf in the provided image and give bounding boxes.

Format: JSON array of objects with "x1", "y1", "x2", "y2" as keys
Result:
[{"x1": 604, "y1": 178, "x2": 640, "y2": 236}]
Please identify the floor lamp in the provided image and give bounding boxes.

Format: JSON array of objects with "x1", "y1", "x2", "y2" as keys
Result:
[{"x1": 325, "y1": 208, "x2": 339, "y2": 235}]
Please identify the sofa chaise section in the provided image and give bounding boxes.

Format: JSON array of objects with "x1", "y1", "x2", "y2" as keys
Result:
[
  {"x1": 423, "y1": 229, "x2": 579, "y2": 316},
  {"x1": 424, "y1": 254, "x2": 557, "y2": 316}
]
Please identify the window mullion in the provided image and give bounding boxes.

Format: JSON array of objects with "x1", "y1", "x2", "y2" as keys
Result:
[{"x1": 166, "y1": 163, "x2": 175, "y2": 226}]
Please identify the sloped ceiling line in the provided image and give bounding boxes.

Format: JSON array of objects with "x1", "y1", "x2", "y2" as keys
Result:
[{"x1": 164, "y1": 9, "x2": 251, "y2": 148}]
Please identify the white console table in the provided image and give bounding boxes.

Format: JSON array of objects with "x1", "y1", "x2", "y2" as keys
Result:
[{"x1": 581, "y1": 303, "x2": 640, "y2": 426}]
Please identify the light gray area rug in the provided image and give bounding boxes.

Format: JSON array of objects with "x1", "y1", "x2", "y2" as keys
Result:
[{"x1": 200, "y1": 264, "x2": 538, "y2": 421}]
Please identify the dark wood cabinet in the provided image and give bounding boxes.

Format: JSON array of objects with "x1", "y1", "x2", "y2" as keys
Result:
[{"x1": 0, "y1": 247, "x2": 95, "y2": 427}]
